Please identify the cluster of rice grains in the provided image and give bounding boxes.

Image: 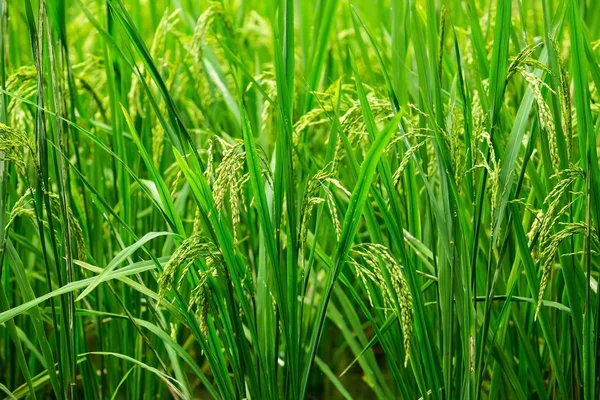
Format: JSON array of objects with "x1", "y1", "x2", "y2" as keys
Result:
[
  {"x1": 207, "y1": 136, "x2": 272, "y2": 246},
  {"x1": 299, "y1": 161, "x2": 344, "y2": 267},
  {"x1": 0, "y1": 123, "x2": 36, "y2": 172},
  {"x1": 158, "y1": 232, "x2": 223, "y2": 337},
  {"x1": 0, "y1": 122, "x2": 86, "y2": 261},
  {"x1": 528, "y1": 167, "x2": 590, "y2": 319},
  {"x1": 349, "y1": 244, "x2": 413, "y2": 367}
]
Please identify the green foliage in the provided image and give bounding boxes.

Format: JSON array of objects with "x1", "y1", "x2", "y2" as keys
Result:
[{"x1": 1, "y1": 0, "x2": 600, "y2": 398}]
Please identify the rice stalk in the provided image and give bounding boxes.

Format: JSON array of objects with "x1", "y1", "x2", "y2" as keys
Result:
[
  {"x1": 0, "y1": 123, "x2": 36, "y2": 171},
  {"x1": 350, "y1": 243, "x2": 413, "y2": 366},
  {"x1": 535, "y1": 223, "x2": 599, "y2": 319}
]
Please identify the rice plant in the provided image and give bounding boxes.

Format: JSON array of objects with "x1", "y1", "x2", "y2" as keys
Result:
[{"x1": 1, "y1": 0, "x2": 600, "y2": 398}]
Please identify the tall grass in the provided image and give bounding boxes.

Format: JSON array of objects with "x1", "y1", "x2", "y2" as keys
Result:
[{"x1": 1, "y1": 0, "x2": 600, "y2": 398}]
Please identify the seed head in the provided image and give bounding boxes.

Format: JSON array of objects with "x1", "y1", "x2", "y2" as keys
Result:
[
  {"x1": 158, "y1": 233, "x2": 223, "y2": 305},
  {"x1": 299, "y1": 162, "x2": 343, "y2": 267},
  {"x1": 0, "y1": 123, "x2": 36, "y2": 171},
  {"x1": 535, "y1": 222, "x2": 599, "y2": 320},
  {"x1": 351, "y1": 243, "x2": 413, "y2": 366}
]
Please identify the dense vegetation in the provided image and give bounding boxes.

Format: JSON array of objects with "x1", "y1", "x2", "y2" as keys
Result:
[{"x1": 1, "y1": 0, "x2": 600, "y2": 398}]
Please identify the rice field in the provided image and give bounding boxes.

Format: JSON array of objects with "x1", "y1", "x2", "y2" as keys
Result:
[{"x1": 1, "y1": 0, "x2": 600, "y2": 398}]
